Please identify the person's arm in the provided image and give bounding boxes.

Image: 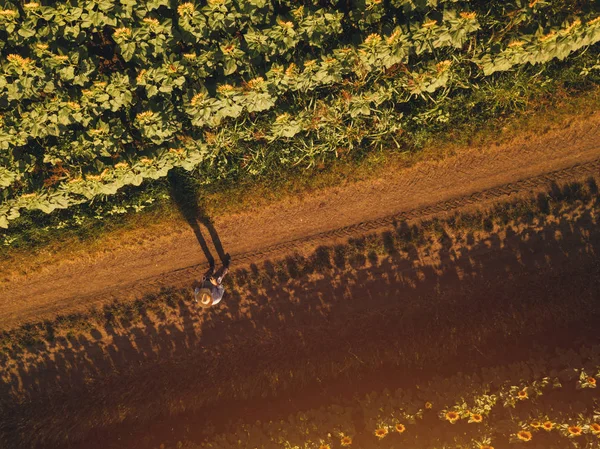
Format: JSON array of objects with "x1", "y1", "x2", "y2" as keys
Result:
[{"x1": 211, "y1": 285, "x2": 225, "y2": 305}]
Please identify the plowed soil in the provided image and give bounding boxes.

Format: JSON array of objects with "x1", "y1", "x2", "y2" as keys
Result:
[{"x1": 1, "y1": 113, "x2": 600, "y2": 330}]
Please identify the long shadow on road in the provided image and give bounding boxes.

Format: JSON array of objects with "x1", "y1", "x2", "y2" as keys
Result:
[
  {"x1": 167, "y1": 167, "x2": 229, "y2": 271},
  {"x1": 1, "y1": 182, "x2": 600, "y2": 449}
]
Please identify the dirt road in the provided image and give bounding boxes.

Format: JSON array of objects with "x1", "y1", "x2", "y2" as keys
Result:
[{"x1": 1, "y1": 112, "x2": 600, "y2": 329}]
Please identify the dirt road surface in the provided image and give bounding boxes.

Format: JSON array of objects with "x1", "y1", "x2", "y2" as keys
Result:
[{"x1": 1, "y1": 112, "x2": 600, "y2": 329}]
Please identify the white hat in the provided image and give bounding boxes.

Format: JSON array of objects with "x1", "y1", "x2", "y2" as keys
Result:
[{"x1": 194, "y1": 287, "x2": 213, "y2": 308}]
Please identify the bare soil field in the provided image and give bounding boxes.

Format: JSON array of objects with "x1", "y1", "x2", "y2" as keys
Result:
[
  {"x1": 1, "y1": 112, "x2": 600, "y2": 330},
  {"x1": 1, "y1": 176, "x2": 599, "y2": 449}
]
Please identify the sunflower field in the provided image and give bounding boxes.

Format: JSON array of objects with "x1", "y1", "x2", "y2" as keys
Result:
[
  {"x1": 0, "y1": 0, "x2": 599, "y2": 228},
  {"x1": 174, "y1": 346, "x2": 600, "y2": 449}
]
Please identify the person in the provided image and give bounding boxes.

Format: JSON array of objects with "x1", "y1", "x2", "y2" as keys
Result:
[
  {"x1": 194, "y1": 267, "x2": 229, "y2": 306},
  {"x1": 207, "y1": 268, "x2": 229, "y2": 305}
]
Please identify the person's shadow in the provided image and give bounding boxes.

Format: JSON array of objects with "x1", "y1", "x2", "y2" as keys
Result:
[{"x1": 167, "y1": 168, "x2": 230, "y2": 280}]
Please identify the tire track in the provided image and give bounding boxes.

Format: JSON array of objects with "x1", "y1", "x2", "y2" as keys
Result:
[{"x1": 227, "y1": 157, "x2": 600, "y2": 265}]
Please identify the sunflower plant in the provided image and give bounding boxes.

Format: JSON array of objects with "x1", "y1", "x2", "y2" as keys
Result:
[
  {"x1": 1, "y1": 0, "x2": 599, "y2": 228},
  {"x1": 576, "y1": 370, "x2": 598, "y2": 389}
]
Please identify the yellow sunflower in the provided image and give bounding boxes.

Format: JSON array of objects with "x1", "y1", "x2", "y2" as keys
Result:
[
  {"x1": 568, "y1": 426, "x2": 582, "y2": 436},
  {"x1": 517, "y1": 430, "x2": 532, "y2": 441},
  {"x1": 517, "y1": 389, "x2": 528, "y2": 400},
  {"x1": 375, "y1": 427, "x2": 388, "y2": 439},
  {"x1": 395, "y1": 423, "x2": 406, "y2": 433},
  {"x1": 340, "y1": 436, "x2": 352, "y2": 446},
  {"x1": 318, "y1": 445, "x2": 330, "y2": 449},
  {"x1": 588, "y1": 377, "x2": 597, "y2": 386},
  {"x1": 590, "y1": 423, "x2": 600, "y2": 435},
  {"x1": 177, "y1": 2, "x2": 195, "y2": 15},
  {"x1": 459, "y1": 11, "x2": 476, "y2": 20},
  {"x1": 530, "y1": 420, "x2": 541, "y2": 428},
  {"x1": 542, "y1": 421, "x2": 554, "y2": 431},
  {"x1": 470, "y1": 413, "x2": 483, "y2": 423},
  {"x1": 364, "y1": 33, "x2": 382, "y2": 45},
  {"x1": 445, "y1": 411, "x2": 460, "y2": 423},
  {"x1": 425, "y1": 401, "x2": 433, "y2": 409}
]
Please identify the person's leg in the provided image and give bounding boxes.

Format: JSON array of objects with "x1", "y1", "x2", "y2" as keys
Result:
[
  {"x1": 216, "y1": 267, "x2": 229, "y2": 285},
  {"x1": 202, "y1": 266, "x2": 214, "y2": 282}
]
